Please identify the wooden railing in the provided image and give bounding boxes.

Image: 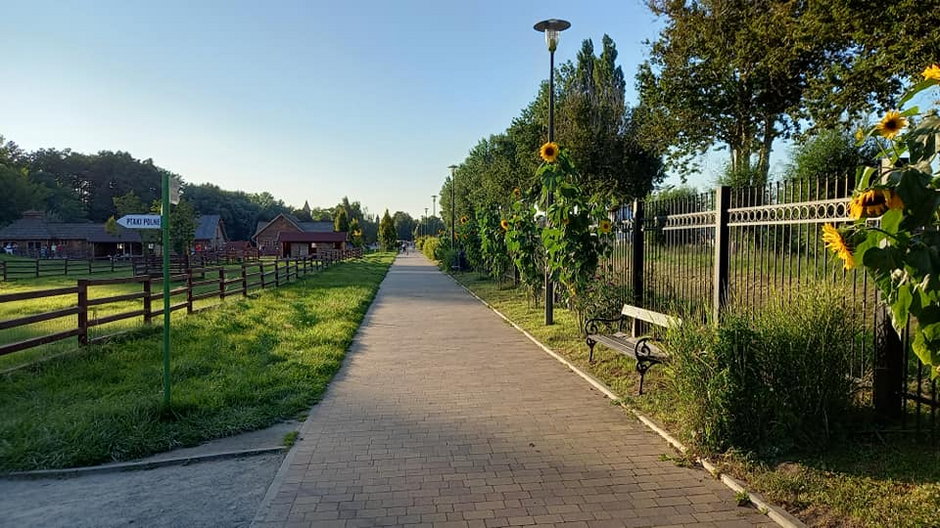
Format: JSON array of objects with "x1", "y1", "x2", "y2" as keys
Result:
[
  {"x1": 0, "y1": 257, "x2": 135, "y2": 280},
  {"x1": 0, "y1": 249, "x2": 363, "y2": 359}
]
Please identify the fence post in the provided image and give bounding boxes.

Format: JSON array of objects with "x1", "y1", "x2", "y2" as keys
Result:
[
  {"x1": 712, "y1": 185, "x2": 731, "y2": 324},
  {"x1": 143, "y1": 279, "x2": 152, "y2": 324},
  {"x1": 35, "y1": 259, "x2": 40, "y2": 278},
  {"x1": 274, "y1": 260, "x2": 280, "y2": 286},
  {"x1": 88, "y1": 259, "x2": 92, "y2": 275},
  {"x1": 630, "y1": 199, "x2": 645, "y2": 337},
  {"x1": 873, "y1": 299, "x2": 904, "y2": 420},
  {"x1": 77, "y1": 279, "x2": 88, "y2": 345},
  {"x1": 186, "y1": 268, "x2": 194, "y2": 314},
  {"x1": 241, "y1": 263, "x2": 248, "y2": 297},
  {"x1": 219, "y1": 267, "x2": 226, "y2": 300},
  {"x1": 259, "y1": 261, "x2": 266, "y2": 289},
  {"x1": 1, "y1": 261, "x2": 5, "y2": 281}
]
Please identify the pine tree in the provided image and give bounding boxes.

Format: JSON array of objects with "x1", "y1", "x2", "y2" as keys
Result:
[
  {"x1": 379, "y1": 210, "x2": 397, "y2": 251},
  {"x1": 334, "y1": 207, "x2": 349, "y2": 232}
]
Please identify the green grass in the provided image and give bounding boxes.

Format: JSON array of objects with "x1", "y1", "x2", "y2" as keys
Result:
[
  {"x1": 0, "y1": 263, "x2": 295, "y2": 371},
  {"x1": 0, "y1": 252, "x2": 393, "y2": 472},
  {"x1": 453, "y1": 270, "x2": 940, "y2": 528}
]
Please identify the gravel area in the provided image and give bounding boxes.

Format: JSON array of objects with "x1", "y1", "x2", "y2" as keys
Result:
[{"x1": 0, "y1": 453, "x2": 283, "y2": 528}]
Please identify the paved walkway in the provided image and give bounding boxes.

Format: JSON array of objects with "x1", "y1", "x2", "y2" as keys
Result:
[{"x1": 253, "y1": 253, "x2": 772, "y2": 528}]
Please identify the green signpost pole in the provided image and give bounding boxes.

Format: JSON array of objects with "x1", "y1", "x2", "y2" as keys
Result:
[{"x1": 161, "y1": 170, "x2": 171, "y2": 407}]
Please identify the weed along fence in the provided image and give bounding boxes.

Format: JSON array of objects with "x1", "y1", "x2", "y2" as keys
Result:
[
  {"x1": 0, "y1": 257, "x2": 134, "y2": 280},
  {"x1": 605, "y1": 178, "x2": 936, "y2": 434},
  {"x1": 0, "y1": 248, "x2": 363, "y2": 362}
]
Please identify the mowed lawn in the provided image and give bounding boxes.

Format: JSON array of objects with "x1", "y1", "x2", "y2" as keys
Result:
[{"x1": 0, "y1": 253, "x2": 394, "y2": 472}]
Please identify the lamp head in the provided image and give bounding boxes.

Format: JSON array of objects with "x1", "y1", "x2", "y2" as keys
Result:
[{"x1": 534, "y1": 19, "x2": 571, "y2": 52}]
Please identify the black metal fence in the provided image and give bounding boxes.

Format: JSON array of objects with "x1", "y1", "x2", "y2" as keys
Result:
[{"x1": 605, "y1": 178, "x2": 936, "y2": 435}]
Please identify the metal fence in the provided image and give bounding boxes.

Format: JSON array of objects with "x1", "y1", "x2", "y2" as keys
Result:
[{"x1": 605, "y1": 178, "x2": 936, "y2": 435}]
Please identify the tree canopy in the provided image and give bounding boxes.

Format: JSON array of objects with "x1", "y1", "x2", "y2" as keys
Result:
[{"x1": 637, "y1": 0, "x2": 940, "y2": 182}]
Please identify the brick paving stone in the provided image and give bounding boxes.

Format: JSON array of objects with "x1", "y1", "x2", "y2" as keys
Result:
[{"x1": 253, "y1": 254, "x2": 772, "y2": 527}]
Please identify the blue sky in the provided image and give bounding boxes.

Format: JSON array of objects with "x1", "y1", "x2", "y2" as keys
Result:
[{"x1": 2, "y1": 0, "x2": 707, "y2": 218}]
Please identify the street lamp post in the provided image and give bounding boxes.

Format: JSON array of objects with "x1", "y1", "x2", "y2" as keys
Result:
[
  {"x1": 449, "y1": 165, "x2": 458, "y2": 269},
  {"x1": 424, "y1": 207, "x2": 429, "y2": 238},
  {"x1": 534, "y1": 18, "x2": 570, "y2": 326}
]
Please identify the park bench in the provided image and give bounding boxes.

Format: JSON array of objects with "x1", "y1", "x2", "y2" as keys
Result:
[{"x1": 584, "y1": 305, "x2": 682, "y2": 395}]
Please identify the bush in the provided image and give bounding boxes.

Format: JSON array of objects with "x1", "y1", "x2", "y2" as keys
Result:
[
  {"x1": 666, "y1": 287, "x2": 858, "y2": 455},
  {"x1": 421, "y1": 236, "x2": 439, "y2": 261}
]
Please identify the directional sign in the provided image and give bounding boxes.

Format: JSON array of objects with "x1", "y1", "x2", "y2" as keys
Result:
[{"x1": 116, "y1": 214, "x2": 162, "y2": 229}]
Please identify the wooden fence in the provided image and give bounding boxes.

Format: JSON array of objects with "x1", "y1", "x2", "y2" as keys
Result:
[
  {"x1": 0, "y1": 248, "x2": 363, "y2": 359},
  {"x1": 0, "y1": 257, "x2": 135, "y2": 280}
]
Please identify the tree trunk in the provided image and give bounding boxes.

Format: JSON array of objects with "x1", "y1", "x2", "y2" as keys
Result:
[{"x1": 756, "y1": 115, "x2": 776, "y2": 185}]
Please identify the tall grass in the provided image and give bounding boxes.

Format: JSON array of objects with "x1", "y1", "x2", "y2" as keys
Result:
[{"x1": 666, "y1": 287, "x2": 859, "y2": 455}]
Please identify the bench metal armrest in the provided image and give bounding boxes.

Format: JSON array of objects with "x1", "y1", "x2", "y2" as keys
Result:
[
  {"x1": 584, "y1": 315, "x2": 627, "y2": 336},
  {"x1": 633, "y1": 337, "x2": 657, "y2": 362}
]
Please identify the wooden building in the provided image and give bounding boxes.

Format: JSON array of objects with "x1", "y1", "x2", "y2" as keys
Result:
[
  {"x1": 193, "y1": 215, "x2": 228, "y2": 252},
  {"x1": 0, "y1": 211, "x2": 142, "y2": 258},
  {"x1": 252, "y1": 214, "x2": 335, "y2": 256},
  {"x1": 278, "y1": 231, "x2": 348, "y2": 257}
]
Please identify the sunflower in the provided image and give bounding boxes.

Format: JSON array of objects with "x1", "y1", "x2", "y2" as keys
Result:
[
  {"x1": 512, "y1": 187, "x2": 522, "y2": 199},
  {"x1": 539, "y1": 142, "x2": 560, "y2": 163},
  {"x1": 854, "y1": 128, "x2": 866, "y2": 142},
  {"x1": 460, "y1": 215, "x2": 468, "y2": 224},
  {"x1": 598, "y1": 219, "x2": 613, "y2": 234},
  {"x1": 885, "y1": 189, "x2": 904, "y2": 211},
  {"x1": 923, "y1": 64, "x2": 940, "y2": 82},
  {"x1": 822, "y1": 224, "x2": 854, "y2": 270},
  {"x1": 500, "y1": 219, "x2": 510, "y2": 231},
  {"x1": 849, "y1": 188, "x2": 905, "y2": 219},
  {"x1": 875, "y1": 110, "x2": 907, "y2": 140}
]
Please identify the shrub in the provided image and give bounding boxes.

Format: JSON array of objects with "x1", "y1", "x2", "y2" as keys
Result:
[
  {"x1": 666, "y1": 286, "x2": 858, "y2": 455},
  {"x1": 421, "y1": 236, "x2": 439, "y2": 261}
]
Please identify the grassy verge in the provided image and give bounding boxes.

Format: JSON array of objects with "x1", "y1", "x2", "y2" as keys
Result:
[
  {"x1": 0, "y1": 253, "x2": 394, "y2": 472},
  {"x1": 452, "y1": 270, "x2": 940, "y2": 528}
]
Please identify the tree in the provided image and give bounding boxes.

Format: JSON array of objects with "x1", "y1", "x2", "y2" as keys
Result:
[
  {"x1": 348, "y1": 217, "x2": 363, "y2": 247},
  {"x1": 113, "y1": 190, "x2": 146, "y2": 216},
  {"x1": 334, "y1": 207, "x2": 349, "y2": 232},
  {"x1": 556, "y1": 36, "x2": 664, "y2": 200},
  {"x1": 392, "y1": 211, "x2": 416, "y2": 241},
  {"x1": 379, "y1": 210, "x2": 397, "y2": 251},
  {"x1": 784, "y1": 129, "x2": 876, "y2": 183},
  {"x1": 169, "y1": 200, "x2": 197, "y2": 254},
  {"x1": 638, "y1": 0, "x2": 939, "y2": 182},
  {"x1": 104, "y1": 216, "x2": 118, "y2": 235},
  {"x1": 0, "y1": 163, "x2": 47, "y2": 226}
]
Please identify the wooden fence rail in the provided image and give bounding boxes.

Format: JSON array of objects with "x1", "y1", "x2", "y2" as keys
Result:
[
  {"x1": 0, "y1": 257, "x2": 135, "y2": 281},
  {"x1": 0, "y1": 248, "x2": 363, "y2": 359}
]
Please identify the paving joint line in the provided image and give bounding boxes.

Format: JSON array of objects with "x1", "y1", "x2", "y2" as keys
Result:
[{"x1": 447, "y1": 271, "x2": 807, "y2": 528}]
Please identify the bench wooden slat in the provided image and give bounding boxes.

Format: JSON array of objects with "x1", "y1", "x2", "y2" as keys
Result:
[
  {"x1": 588, "y1": 333, "x2": 668, "y2": 361},
  {"x1": 621, "y1": 305, "x2": 681, "y2": 328}
]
